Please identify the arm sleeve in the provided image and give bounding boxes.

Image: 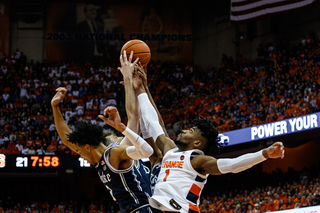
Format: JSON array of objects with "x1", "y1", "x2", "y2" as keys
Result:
[
  {"x1": 217, "y1": 150, "x2": 267, "y2": 174},
  {"x1": 139, "y1": 116, "x2": 152, "y2": 139},
  {"x1": 137, "y1": 93, "x2": 164, "y2": 142},
  {"x1": 122, "y1": 127, "x2": 153, "y2": 159}
]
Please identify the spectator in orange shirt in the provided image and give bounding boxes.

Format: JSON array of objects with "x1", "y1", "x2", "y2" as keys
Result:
[
  {"x1": 6, "y1": 139, "x2": 15, "y2": 152},
  {"x1": 215, "y1": 201, "x2": 222, "y2": 213},
  {"x1": 42, "y1": 124, "x2": 50, "y2": 137},
  {"x1": 246, "y1": 204, "x2": 254, "y2": 213},
  {"x1": 264, "y1": 114, "x2": 273, "y2": 123},
  {"x1": 286, "y1": 197, "x2": 295, "y2": 209},
  {"x1": 25, "y1": 135, "x2": 34, "y2": 148},
  {"x1": 224, "y1": 205, "x2": 233, "y2": 213},
  {"x1": 300, "y1": 195, "x2": 310, "y2": 207},
  {"x1": 278, "y1": 199, "x2": 287, "y2": 211},
  {"x1": 208, "y1": 200, "x2": 215, "y2": 211},
  {"x1": 47, "y1": 138, "x2": 58, "y2": 152},
  {"x1": 34, "y1": 136, "x2": 42, "y2": 148},
  {"x1": 265, "y1": 198, "x2": 276, "y2": 212}
]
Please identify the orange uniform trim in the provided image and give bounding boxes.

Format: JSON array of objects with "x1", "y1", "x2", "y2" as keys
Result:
[
  {"x1": 189, "y1": 203, "x2": 200, "y2": 212},
  {"x1": 190, "y1": 183, "x2": 201, "y2": 196}
]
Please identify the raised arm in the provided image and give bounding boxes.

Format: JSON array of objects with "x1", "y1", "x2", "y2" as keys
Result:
[
  {"x1": 51, "y1": 87, "x2": 77, "y2": 152},
  {"x1": 135, "y1": 65, "x2": 169, "y2": 137},
  {"x1": 118, "y1": 50, "x2": 140, "y2": 146},
  {"x1": 99, "y1": 106, "x2": 153, "y2": 160},
  {"x1": 193, "y1": 142, "x2": 285, "y2": 175},
  {"x1": 134, "y1": 69, "x2": 176, "y2": 156}
]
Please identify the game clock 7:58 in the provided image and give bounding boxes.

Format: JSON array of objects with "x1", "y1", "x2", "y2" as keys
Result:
[
  {"x1": 16, "y1": 156, "x2": 59, "y2": 167},
  {"x1": 0, "y1": 155, "x2": 91, "y2": 168}
]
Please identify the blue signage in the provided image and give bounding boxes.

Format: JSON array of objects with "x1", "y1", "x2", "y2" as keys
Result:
[{"x1": 218, "y1": 113, "x2": 320, "y2": 147}]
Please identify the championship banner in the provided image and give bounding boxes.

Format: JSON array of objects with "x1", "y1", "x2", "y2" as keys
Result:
[
  {"x1": 0, "y1": 1, "x2": 9, "y2": 60},
  {"x1": 46, "y1": 2, "x2": 192, "y2": 63}
]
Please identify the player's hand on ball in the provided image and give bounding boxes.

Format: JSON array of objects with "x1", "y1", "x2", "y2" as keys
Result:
[
  {"x1": 136, "y1": 62, "x2": 148, "y2": 88},
  {"x1": 119, "y1": 50, "x2": 139, "y2": 77}
]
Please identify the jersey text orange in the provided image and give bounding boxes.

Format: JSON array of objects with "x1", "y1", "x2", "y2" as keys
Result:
[{"x1": 162, "y1": 160, "x2": 184, "y2": 168}]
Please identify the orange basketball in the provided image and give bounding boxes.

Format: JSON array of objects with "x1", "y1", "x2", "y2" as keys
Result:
[{"x1": 121, "y1": 39, "x2": 151, "y2": 67}]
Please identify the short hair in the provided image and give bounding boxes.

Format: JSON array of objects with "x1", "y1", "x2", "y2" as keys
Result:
[
  {"x1": 67, "y1": 121, "x2": 108, "y2": 146},
  {"x1": 103, "y1": 130, "x2": 116, "y2": 146},
  {"x1": 193, "y1": 116, "x2": 221, "y2": 156}
]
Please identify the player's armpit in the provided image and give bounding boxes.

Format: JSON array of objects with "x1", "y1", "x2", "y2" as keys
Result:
[
  {"x1": 108, "y1": 145, "x2": 131, "y2": 169},
  {"x1": 191, "y1": 155, "x2": 222, "y2": 176},
  {"x1": 155, "y1": 135, "x2": 176, "y2": 156}
]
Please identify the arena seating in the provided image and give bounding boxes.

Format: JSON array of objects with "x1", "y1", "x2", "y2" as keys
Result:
[{"x1": 0, "y1": 33, "x2": 320, "y2": 155}]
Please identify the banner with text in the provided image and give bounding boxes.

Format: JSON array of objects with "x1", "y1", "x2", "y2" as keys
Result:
[
  {"x1": 218, "y1": 113, "x2": 320, "y2": 147},
  {"x1": 46, "y1": 2, "x2": 192, "y2": 63}
]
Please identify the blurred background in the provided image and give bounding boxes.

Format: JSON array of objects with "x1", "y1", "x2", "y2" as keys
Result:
[{"x1": 1, "y1": 0, "x2": 320, "y2": 213}]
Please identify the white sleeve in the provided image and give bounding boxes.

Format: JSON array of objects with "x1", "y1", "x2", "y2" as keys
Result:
[
  {"x1": 122, "y1": 127, "x2": 153, "y2": 159},
  {"x1": 217, "y1": 150, "x2": 267, "y2": 174},
  {"x1": 137, "y1": 93, "x2": 164, "y2": 142},
  {"x1": 139, "y1": 116, "x2": 152, "y2": 139}
]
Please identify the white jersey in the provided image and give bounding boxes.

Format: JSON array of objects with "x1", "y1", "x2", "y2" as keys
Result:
[{"x1": 149, "y1": 148, "x2": 208, "y2": 213}]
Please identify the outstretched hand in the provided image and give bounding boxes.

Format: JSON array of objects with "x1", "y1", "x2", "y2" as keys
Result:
[
  {"x1": 136, "y1": 62, "x2": 148, "y2": 88},
  {"x1": 265, "y1": 142, "x2": 285, "y2": 159},
  {"x1": 98, "y1": 106, "x2": 126, "y2": 132},
  {"x1": 51, "y1": 87, "x2": 67, "y2": 106},
  {"x1": 132, "y1": 62, "x2": 147, "y2": 90},
  {"x1": 118, "y1": 50, "x2": 139, "y2": 78}
]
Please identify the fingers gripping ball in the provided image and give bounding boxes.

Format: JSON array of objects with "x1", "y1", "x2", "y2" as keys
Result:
[{"x1": 121, "y1": 40, "x2": 151, "y2": 67}]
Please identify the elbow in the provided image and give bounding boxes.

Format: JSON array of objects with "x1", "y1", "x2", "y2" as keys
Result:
[{"x1": 142, "y1": 147, "x2": 154, "y2": 158}]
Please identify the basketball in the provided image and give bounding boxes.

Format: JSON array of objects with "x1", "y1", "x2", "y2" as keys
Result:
[{"x1": 121, "y1": 39, "x2": 151, "y2": 67}]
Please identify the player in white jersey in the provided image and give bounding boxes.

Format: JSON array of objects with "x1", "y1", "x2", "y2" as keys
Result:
[
  {"x1": 151, "y1": 148, "x2": 208, "y2": 212},
  {"x1": 132, "y1": 68, "x2": 285, "y2": 213}
]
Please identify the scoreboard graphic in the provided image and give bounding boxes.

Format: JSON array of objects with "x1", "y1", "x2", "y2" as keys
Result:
[{"x1": 0, "y1": 154, "x2": 91, "y2": 168}]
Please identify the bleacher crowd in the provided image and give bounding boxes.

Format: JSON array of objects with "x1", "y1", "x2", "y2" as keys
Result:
[
  {"x1": 0, "y1": 167, "x2": 319, "y2": 213},
  {"x1": 1, "y1": 33, "x2": 320, "y2": 155}
]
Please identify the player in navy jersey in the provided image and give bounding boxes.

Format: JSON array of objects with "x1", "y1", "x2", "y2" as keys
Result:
[
  {"x1": 103, "y1": 130, "x2": 151, "y2": 189},
  {"x1": 51, "y1": 51, "x2": 153, "y2": 213}
]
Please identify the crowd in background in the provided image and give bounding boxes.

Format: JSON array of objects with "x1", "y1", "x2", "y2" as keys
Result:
[
  {"x1": 0, "y1": 166, "x2": 319, "y2": 213},
  {"x1": 1, "y1": 33, "x2": 320, "y2": 155},
  {"x1": 199, "y1": 166, "x2": 320, "y2": 213}
]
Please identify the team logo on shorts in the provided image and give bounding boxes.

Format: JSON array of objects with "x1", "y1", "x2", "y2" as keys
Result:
[{"x1": 180, "y1": 155, "x2": 184, "y2": 160}]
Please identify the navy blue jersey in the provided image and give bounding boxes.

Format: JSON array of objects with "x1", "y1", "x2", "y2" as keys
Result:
[
  {"x1": 150, "y1": 162, "x2": 161, "y2": 195},
  {"x1": 95, "y1": 142, "x2": 151, "y2": 212},
  {"x1": 136, "y1": 160, "x2": 151, "y2": 188}
]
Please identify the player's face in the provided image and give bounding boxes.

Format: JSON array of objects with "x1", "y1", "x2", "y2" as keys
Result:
[
  {"x1": 174, "y1": 127, "x2": 206, "y2": 150},
  {"x1": 74, "y1": 143, "x2": 96, "y2": 165}
]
